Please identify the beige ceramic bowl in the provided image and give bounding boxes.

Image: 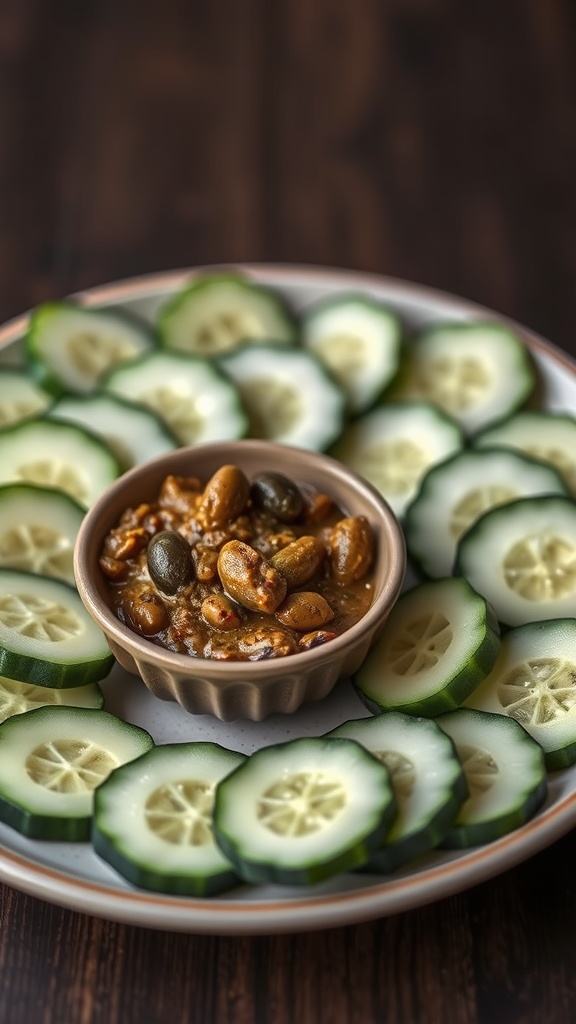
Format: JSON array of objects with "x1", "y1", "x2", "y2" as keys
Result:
[{"x1": 74, "y1": 440, "x2": 406, "y2": 721}]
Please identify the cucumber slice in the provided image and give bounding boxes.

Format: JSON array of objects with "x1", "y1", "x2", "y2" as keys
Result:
[
  {"x1": 0, "y1": 705, "x2": 153, "y2": 840},
  {"x1": 218, "y1": 344, "x2": 346, "y2": 451},
  {"x1": 405, "y1": 448, "x2": 568, "y2": 579},
  {"x1": 355, "y1": 577, "x2": 500, "y2": 717},
  {"x1": 455, "y1": 495, "x2": 576, "y2": 628},
  {"x1": 49, "y1": 393, "x2": 178, "y2": 471},
  {"x1": 0, "y1": 569, "x2": 114, "y2": 688},
  {"x1": 331, "y1": 402, "x2": 464, "y2": 518},
  {"x1": 0, "y1": 676, "x2": 103, "y2": 724},
  {"x1": 26, "y1": 301, "x2": 156, "y2": 396},
  {"x1": 0, "y1": 484, "x2": 85, "y2": 585},
  {"x1": 93, "y1": 742, "x2": 246, "y2": 896},
  {"x1": 213, "y1": 737, "x2": 396, "y2": 885},
  {"x1": 435, "y1": 708, "x2": 547, "y2": 847},
  {"x1": 390, "y1": 322, "x2": 535, "y2": 435},
  {"x1": 326, "y1": 714, "x2": 467, "y2": 872},
  {"x1": 473, "y1": 411, "x2": 576, "y2": 497},
  {"x1": 0, "y1": 418, "x2": 121, "y2": 508},
  {"x1": 465, "y1": 618, "x2": 576, "y2": 770},
  {"x1": 301, "y1": 295, "x2": 402, "y2": 414},
  {"x1": 158, "y1": 273, "x2": 296, "y2": 356},
  {"x1": 0, "y1": 369, "x2": 52, "y2": 428},
  {"x1": 102, "y1": 350, "x2": 247, "y2": 447}
]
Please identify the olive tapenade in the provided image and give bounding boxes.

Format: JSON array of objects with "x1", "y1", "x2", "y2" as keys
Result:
[{"x1": 100, "y1": 465, "x2": 375, "y2": 661}]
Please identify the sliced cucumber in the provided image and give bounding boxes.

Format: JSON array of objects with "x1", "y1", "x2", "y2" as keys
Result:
[
  {"x1": 93, "y1": 742, "x2": 246, "y2": 896},
  {"x1": 355, "y1": 577, "x2": 500, "y2": 717},
  {"x1": 465, "y1": 618, "x2": 576, "y2": 770},
  {"x1": 26, "y1": 301, "x2": 156, "y2": 396},
  {"x1": 390, "y1": 322, "x2": 535, "y2": 435},
  {"x1": 102, "y1": 350, "x2": 247, "y2": 447},
  {"x1": 0, "y1": 369, "x2": 52, "y2": 428},
  {"x1": 301, "y1": 295, "x2": 402, "y2": 415},
  {"x1": 331, "y1": 401, "x2": 464, "y2": 518},
  {"x1": 326, "y1": 714, "x2": 467, "y2": 872},
  {"x1": 218, "y1": 344, "x2": 346, "y2": 451},
  {"x1": 0, "y1": 484, "x2": 85, "y2": 585},
  {"x1": 213, "y1": 737, "x2": 396, "y2": 885},
  {"x1": 158, "y1": 273, "x2": 296, "y2": 356},
  {"x1": 455, "y1": 495, "x2": 576, "y2": 628},
  {"x1": 0, "y1": 675, "x2": 103, "y2": 724},
  {"x1": 473, "y1": 410, "x2": 576, "y2": 497},
  {"x1": 0, "y1": 705, "x2": 153, "y2": 840},
  {"x1": 0, "y1": 569, "x2": 114, "y2": 688},
  {"x1": 435, "y1": 708, "x2": 547, "y2": 847},
  {"x1": 0, "y1": 418, "x2": 121, "y2": 508},
  {"x1": 49, "y1": 393, "x2": 178, "y2": 471},
  {"x1": 405, "y1": 448, "x2": 568, "y2": 579}
]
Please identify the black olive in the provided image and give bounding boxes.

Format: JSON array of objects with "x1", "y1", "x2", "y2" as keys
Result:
[
  {"x1": 147, "y1": 530, "x2": 193, "y2": 595},
  {"x1": 250, "y1": 472, "x2": 304, "y2": 523}
]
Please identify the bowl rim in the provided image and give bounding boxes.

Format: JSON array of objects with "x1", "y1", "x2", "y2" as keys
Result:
[{"x1": 74, "y1": 439, "x2": 407, "y2": 677}]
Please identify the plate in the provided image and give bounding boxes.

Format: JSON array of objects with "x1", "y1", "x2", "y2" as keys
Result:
[{"x1": 1, "y1": 264, "x2": 576, "y2": 935}]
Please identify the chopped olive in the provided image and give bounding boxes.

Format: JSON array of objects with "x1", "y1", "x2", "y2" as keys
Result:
[
  {"x1": 201, "y1": 594, "x2": 242, "y2": 631},
  {"x1": 147, "y1": 530, "x2": 194, "y2": 595},
  {"x1": 327, "y1": 516, "x2": 375, "y2": 584},
  {"x1": 276, "y1": 592, "x2": 335, "y2": 631},
  {"x1": 124, "y1": 589, "x2": 169, "y2": 636},
  {"x1": 102, "y1": 467, "x2": 375, "y2": 661},
  {"x1": 217, "y1": 540, "x2": 287, "y2": 613},
  {"x1": 299, "y1": 630, "x2": 338, "y2": 650},
  {"x1": 197, "y1": 465, "x2": 250, "y2": 528},
  {"x1": 270, "y1": 535, "x2": 325, "y2": 589},
  {"x1": 250, "y1": 472, "x2": 304, "y2": 522}
]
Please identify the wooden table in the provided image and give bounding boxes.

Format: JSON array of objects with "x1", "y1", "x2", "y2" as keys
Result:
[{"x1": 1, "y1": 2, "x2": 576, "y2": 1021}]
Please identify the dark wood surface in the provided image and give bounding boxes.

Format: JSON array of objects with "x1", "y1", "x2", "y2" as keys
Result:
[{"x1": 1, "y1": 1, "x2": 576, "y2": 1021}]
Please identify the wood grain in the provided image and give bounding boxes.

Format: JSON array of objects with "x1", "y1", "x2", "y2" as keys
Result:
[
  {"x1": 1, "y1": 829, "x2": 576, "y2": 1024},
  {"x1": 1, "y1": 1, "x2": 576, "y2": 1021}
]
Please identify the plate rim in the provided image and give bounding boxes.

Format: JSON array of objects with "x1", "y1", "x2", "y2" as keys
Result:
[
  {"x1": 0, "y1": 779, "x2": 574, "y2": 934},
  {"x1": 1, "y1": 262, "x2": 576, "y2": 934}
]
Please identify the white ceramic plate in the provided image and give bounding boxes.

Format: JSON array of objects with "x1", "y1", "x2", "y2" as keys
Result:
[{"x1": 1, "y1": 265, "x2": 576, "y2": 935}]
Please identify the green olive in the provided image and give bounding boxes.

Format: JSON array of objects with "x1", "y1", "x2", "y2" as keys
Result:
[
  {"x1": 147, "y1": 530, "x2": 193, "y2": 595},
  {"x1": 250, "y1": 472, "x2": 304, "y2": 523}
]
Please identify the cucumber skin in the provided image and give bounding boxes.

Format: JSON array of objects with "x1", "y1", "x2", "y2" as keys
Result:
[
  {"x1": 101, "y1": 349, "x2": 250, "y2": 445},
  {"x1": 325, "y1": 714, "x2": 469, "y2": 872},
  {"x1": 354, "y1": 600, "x2": 501, "y2": 719},
  {"x1": 403, "y1": 448, "x2": 569, "y2": 580},
  {"x1": 91, "y1": 826, "x2": 241, "y2": 897},
  {"x1": 219, "y1": 341, "x2": 347, "y2": 453},
  {"x1": 0, "y1": 681, "x2": 105, "y2": 724},
  {"x1": 158, "y1": 273, "x2": 298, "y2": 352},
  {"x1": 0, "y1": 417, "x2": 123, "y2": 510},
  {"x1": 49, "y1": 392, "x2": 181, "y2": 470},
  {"x1": 213, "y1": 738, "x2": 397, "y2": 886},
  {"x1": 26, "y1": 301, "x2": 158, "y2": 398},
  {"x1": 214, "y1": 820, "x2": 394, "y2": 887},
  {"x1": 415, "y1": 320, "x2": 535, "y2": 400},
  {"x1": 440, "y1": 770, "x2": 547, "y2": 850},
  {"x1": 437, "y1": 710, "x2": 548, "y2": 849},
  {"x1": 467, "y1": 616, "x2": 576, "y2": 771},
  {"x1": 0, "y1": 643, "x2": 115, "y2": 690},
  {"x1": 361, "y1": 768, "x2": 468, "y2": 873},
  {"x1": 539, "y1": 743, "x2": 576, "y2": 772},
  {"x1": 0, "y1": 707, "x2": 155, "y2": 842},
  {"x1": 454, "y1": 495, "x2": 576, "y2": 629},
  {"x1": 92, "y1": 742, "x2": 247, "y2": 896},
  {"x1": 302, "y1": 294, "x2": 404, "y2": 413},
  {"x1": 0, "y1": 791, "x2": 94, "y2": 841},
  {"x1": 0, "y1": 569, "x2": 115, "y2": 689}
]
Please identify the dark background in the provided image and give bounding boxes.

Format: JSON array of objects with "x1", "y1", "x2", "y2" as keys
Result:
[
  {"x1": 2, "y1": 1, "x2": 576, "y2": 350},
  {"x1": 2, "y1": 2, "x2": 576, "y2": 1022}
]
